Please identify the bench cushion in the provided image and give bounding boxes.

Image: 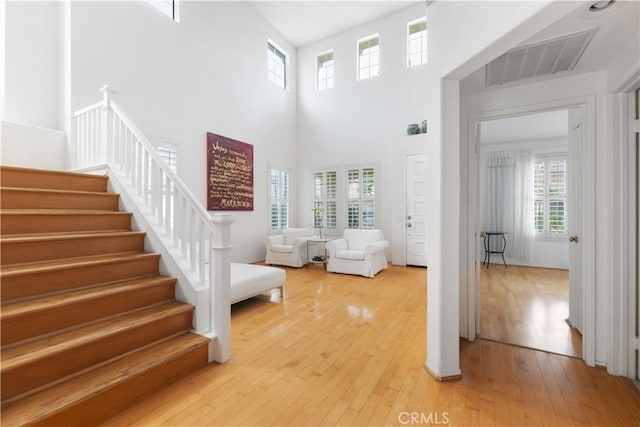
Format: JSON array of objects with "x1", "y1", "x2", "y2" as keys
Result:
[{"x1": 230, "y1": 263, "x2": 286, "y2": 304}]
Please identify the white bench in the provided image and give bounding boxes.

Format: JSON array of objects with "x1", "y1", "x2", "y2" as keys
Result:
[{"x1": 230, "y1": 263, "x2": 286, "y2": 304}]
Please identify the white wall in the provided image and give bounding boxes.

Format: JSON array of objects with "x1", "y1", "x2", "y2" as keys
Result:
[
  {"x1": 67, "y1": 1, "x2": 298, "y2": 263},
  {"x1": 3, "y1": 1, "x2": 60, "y2": 130},
  {"x1": 296, "y1": 4, "x2": 428, "y2": 247},
  {"x1": 479, "y1": 137, "x2": 569, "y2": 269},
  {"x1": 1, "y1": 121, "x2": 67, "y2": 170}
]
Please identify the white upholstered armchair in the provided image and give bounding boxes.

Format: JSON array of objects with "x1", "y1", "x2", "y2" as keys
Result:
[
  {"x1": 326, "y1": 229, "x2": 389, "y2": 278},
  {"x1": 265, "y1": 227, "x2": 315, "y2": 267}
]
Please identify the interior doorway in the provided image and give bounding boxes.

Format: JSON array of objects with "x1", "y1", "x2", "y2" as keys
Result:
[{"x1": 474, "y1": 108, "x2": 583, "y2": 358}]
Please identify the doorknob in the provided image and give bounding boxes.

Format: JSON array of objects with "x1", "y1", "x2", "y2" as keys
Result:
[
  {"x1": 569, "y1": 235, "x2": 579, "y2": 243},
  {"x1": 407, "y1": 223, "x2": 412, "y2": 228}
]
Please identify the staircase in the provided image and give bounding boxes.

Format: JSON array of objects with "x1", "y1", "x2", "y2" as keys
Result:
[{"x1": 0, "y1": 166, "x2": 210, "y2": 426}]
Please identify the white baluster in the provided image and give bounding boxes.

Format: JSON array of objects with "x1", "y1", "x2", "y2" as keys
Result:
[{"x1": 199, "y1": 219, "x2": 205, "y2": 284}]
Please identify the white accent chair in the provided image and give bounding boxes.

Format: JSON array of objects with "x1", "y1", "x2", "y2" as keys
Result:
[
  {"x1": 265, "y1": 227, "x2": 315, "y2": 267},
  {"x1": 326, "y1": 229, "x2": 389, "y2": 278}
]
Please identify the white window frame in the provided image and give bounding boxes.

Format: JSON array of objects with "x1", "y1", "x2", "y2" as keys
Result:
[
  {"x1": 407, "y1": 17, "x2": 427, "y2": 67},
  {"x1": 316, "y1": 49, "x2": 335, "y2": 91},
  {"x1": 357, "y1": 34, "x2": 380, "y2": 81},
  {"x1": 313, "y1": 169, "x2": 339, "y2": 234},
  {"x1": 148, "y1": 136, "x2": 179, "y2": 173},
  {"x1": 533, "y1": 154, "x2": 568, "y2": 239},
  {"x1": 344, "y1": 164, "x2": 378, "y2": 229},
  {"x1": 269, "y1": 166, "x2": 290, "y2": 234},
  {"x1": 144, "y1": 0, "x2": 179, "y2": 21},
  {"x1": 267, "y1": 39, "x2": 289, "y2": 90}
]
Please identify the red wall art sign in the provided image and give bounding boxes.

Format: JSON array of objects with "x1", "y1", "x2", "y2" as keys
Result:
[{"x1": 206, "y1": 132, "x2": 254, "y2": 211}]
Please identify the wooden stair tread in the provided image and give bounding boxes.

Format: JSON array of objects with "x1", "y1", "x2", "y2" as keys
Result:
[
  {"x1": 0, "y1": 251, "x2": 153, "y2": 277},
  {"x1": 0, "y1": 230, "x2": 145, "y2": 244},
  {"x1": 0, "y1": 166, "x2": 108, "y2": 192},
  {"x1": 0, "y1": 209, "x2": 129, "y2": 216},
  {"x1": 1, "y1": 301, "x2": 193, "y2": 371},
  {"x1": 0, "y1": 165, "x2": 108, "y2": 182},
  {"x1": 1, "y1": 275, "x2": 176, "y2": 318},
  {"x1": 0, "y1": 186, "x2": 117, "y2": 197},
  {"x1": 1, "y1": 332, "x2": 209, "y2": 426}
]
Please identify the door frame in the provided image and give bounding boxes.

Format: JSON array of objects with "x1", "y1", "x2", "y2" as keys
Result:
[
  {"x1": 465, "y1": 95, "x2": 596, "y2": 366},
  {"x1": 611, "y1": 69, "x2": 640, "y2": 379}
]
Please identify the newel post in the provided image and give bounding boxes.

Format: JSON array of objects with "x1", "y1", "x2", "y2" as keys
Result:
[
  {"x1": 98, "y1": 85, "x2": 115, "y2": 164},
  {"x1": 209, "y1": 213, "x2": 234, "y2": 363}
]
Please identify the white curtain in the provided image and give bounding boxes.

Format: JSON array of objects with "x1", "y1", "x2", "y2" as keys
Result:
[
  {"x1": 513, "y1": 151, "x2": 533, "y2": 261},
  {"x1": 483, "y1": 150, "x2": 533, "y2": 261}
]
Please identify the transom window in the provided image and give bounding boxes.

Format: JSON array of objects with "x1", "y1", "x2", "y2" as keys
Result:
[
  {"x1": 347, "y1": 166, "x2": 376, "y2": 229},
  {"x1": 317, "y1": 50, "x2": 335, "y2": 91},
  {"x1": 533, "y1": 155, "x2": 567, "y2": 237},
  {"x1": 269, "y1": 167, "x2": 289, "y2": 232},
  {"x1": 357, "y1": 34, "x2": 379, "y2": 81},
  {"x1": 267, "y1": 41, "x2": 288, "y2": 90},
  {"x1": 407, "y1": 17, "x2": 427, "y2": 67},
  {"x1": 313, "y1": 170, "x2": 338, "y2": 232}
]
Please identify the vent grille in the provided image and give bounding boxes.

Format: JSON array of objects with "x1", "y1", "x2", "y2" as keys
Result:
[{"x1": 486, "y1": 28, "x2": 597, "y2": 87}]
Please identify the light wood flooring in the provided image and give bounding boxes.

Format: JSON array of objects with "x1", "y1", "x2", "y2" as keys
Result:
[
  {"x1": 101, "y1": 265, "x2": 639, "y2": 426},
  {"x1": 479, "y1": 265, "x2": 582, "y2": 358}
]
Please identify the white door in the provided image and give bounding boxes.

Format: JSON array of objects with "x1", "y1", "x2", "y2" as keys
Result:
[
  {"x1": 568, "y1": 107, "x2": 584, "y2": 334},
  {"x1": 406, "y1": 154, "x2": 428, "y2": 267}
]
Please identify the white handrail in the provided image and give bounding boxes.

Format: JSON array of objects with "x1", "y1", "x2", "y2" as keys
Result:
[{"x1": 72, "y1": 86, "x2": 232, "y2": 363}]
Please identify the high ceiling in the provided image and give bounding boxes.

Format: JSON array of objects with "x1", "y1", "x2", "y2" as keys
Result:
[
  {"x1": 247, "y1": 1, "x2": 421, "y2": 47},
  {"x1": 462, "y1": 0, "x2": 639, "y2": 94}
]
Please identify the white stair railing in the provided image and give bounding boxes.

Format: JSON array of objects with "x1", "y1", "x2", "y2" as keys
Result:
[{"x1": 73, "y1": 86, "x2": 232, "y2": 363}]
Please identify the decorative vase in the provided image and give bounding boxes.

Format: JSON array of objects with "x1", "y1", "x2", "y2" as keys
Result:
[
  {"x1": 407, "y1": 124, "x2": 420, "y2": 135},
  {"x1": 421, "y1": 120, "x2": 427, "y2": 134}
]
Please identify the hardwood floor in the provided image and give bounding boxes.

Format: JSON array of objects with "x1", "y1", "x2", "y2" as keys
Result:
[
  {"x1": 101, "y1": 265, "x2": 639, "y2": 426},
  {"x1": 479, "y1": 265, "x2": 582, "y2": 358}
]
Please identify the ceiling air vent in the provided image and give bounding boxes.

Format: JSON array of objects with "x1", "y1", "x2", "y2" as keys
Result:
[{"x1": 486, "y1": 28, "x2": 597, "y2": 87}]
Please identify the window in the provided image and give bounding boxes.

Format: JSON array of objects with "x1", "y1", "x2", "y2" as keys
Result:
[
  {"x1": 533, "y1": 155, "x2": 567, "y2": 237},
  {"x1": 313, "y1": 170, "x2": 338, "y2": 232},
  {"x1": 268, "y1": 41, "x2": 288, "y2": 90},
  {"x1": 269, "y1": 167, "x2": 289, "y2": 232},
  {"x1": 144, "y1": 0, "x2": 177, "y2": 21},
  {"x1": 357, "y1": 34, "x2": 379, "y2": 81},
  {"x1": 317, "y1": 50, "x2": 334, "y2": 91},
  {"x1": 157, "y1": 145, "x2": 178, "y2": 172},
  {"x1": 407, "y1": 17, "x2": 427, "y2": 67},
  {"x1": 346, "y1": 166, "x2": 376, "y2": 229}
]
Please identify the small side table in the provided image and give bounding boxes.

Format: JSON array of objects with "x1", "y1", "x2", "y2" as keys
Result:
[
  {"x1": 306, "y1": 238, "x2": 330, "y2": 268},
  {"x1": 482, "y1": 232, "x2": 508, "y2": 268}
]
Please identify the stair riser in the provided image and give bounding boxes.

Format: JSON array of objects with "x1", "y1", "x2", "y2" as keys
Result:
[
  {"x1": 1, "y1": 255, "x2": 160, "y2": 302},
  {"x1": 1, "y1": 234, "x2": 145, "y2": 265},
  {"x1": 25, "y1": 342, "x2": 208, "y2": 427},
  {"x1": 1, "y1": 310, "x2": 195, "y2": 401},
  {"x1": 0, "y1": 167, "x2": 108, "y2": 192},
  {"x1": 0, "y1": 189, "x2": 119, "y2": 211},
  {"x1": 1, "y1": 280, "x2": 176, "y2": 346},
  {"x1": 1, "y1": 213, "x2": 132, "y2": 235}
]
